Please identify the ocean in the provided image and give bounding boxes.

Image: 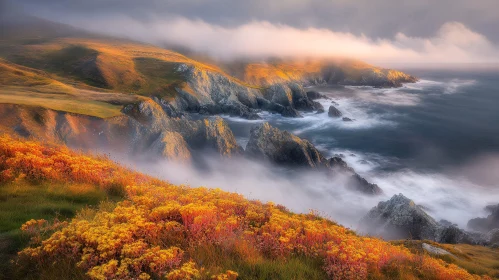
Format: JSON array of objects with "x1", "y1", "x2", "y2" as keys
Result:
[{"x1": 217, "y1": 68, "x2": 499, "y2": 228}]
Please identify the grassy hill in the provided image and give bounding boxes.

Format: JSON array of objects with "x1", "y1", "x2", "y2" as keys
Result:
[
  {"x1": 0, "y1": 16, "x2": 417, "y2": 121},
  {"x1": 0, "y1": 134, "x2": 497, "y2": 280}
]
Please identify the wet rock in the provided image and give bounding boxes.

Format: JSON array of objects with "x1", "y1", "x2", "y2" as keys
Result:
[
  {"x1": 342, "y1": 117, "x2": 353, "y2": 122},
  {"x1": 328, "y1": 106, "x2": 342, "y2": 117},
  {"x1": 313, "y1": 101, "x2": 324, "y2": 113}
]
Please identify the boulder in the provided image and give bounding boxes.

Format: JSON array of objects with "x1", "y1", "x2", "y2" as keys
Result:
[
  {"x1": 328, "y1": 106, "x2": 342, "y2": 117},
  {"x1": 422, "y1": 243, "x2": 452, "y2": 256},
  {"x1": 342, "y1": 117, "x2": 353, "y2": 122}
]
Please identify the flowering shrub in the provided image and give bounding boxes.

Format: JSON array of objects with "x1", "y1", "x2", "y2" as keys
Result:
[
  {"x1": 0, "y1": 134, "x2": 149, "y2": 194},
  {"x1": 2, "y1": 135, "x2": 490, "y2": 279}
]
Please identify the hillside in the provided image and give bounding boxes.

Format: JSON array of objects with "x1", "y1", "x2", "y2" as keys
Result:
[
  {"x1": 0, "y1": 16, "x2": 417, "y2": 121},
  {"x1": 0, "y1": 134, "x2": 496, "y2": 280}
]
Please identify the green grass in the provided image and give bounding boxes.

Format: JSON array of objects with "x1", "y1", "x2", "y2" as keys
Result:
[
  {"x1": 0, "y1": 180, "x2": 121, "y2": 280},
  {"x1": 133, "y1": 57, "x2": 185, "y2": 99},
  {"x1": 0, "y1": 89, "x2": 124, "y2": 118}
]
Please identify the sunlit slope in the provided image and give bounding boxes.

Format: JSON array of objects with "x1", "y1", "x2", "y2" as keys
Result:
[
  {"x1": 225, "y1": 59, "x2": 416, "y2": 87},
  {"x1": 0, "y1": 36, "x2": 257, "y2": 96},
  {"x1": 0, "y1": 135, "x2": 491, "y2": 280},
  {"x1": 0, "y1": 59, "x2": 139, "y2": 118}
]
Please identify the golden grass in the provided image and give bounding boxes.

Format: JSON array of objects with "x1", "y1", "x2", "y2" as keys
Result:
[
  {"x1": 393, "y1": 240, "x2": 499, "y2": 279},
  {"x1": 0, "y1": 89, "x2": 123, "y2": 118}
]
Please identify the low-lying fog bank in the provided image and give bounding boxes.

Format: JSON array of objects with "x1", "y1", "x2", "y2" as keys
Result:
[{"x1": 112, "y1": 151, "x2": 499, "y2": 231}]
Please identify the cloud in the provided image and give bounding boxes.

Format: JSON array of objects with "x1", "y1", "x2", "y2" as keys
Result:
[{"x1": 62, "y1": 16, "x2": 499, "y2": 64}]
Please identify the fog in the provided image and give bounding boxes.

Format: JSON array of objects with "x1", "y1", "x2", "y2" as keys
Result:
[
  {"x1": 42, "y1": 15, "x2": 499, "y2": 64},
  {"x1": 114, "y1": 151, "x2": 499, "y2": 231}
]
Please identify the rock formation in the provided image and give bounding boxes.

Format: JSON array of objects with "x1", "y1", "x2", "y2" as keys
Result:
[
  {"x1": 467, "y1": 203, "x2": 499, "y2": 232},
  {"x1": 328, "y1": 106, "x2": 342, "y2": 118},
  {"x1": 359, "y1": 194, "x2": 487, "y2": 244},
  {"x1": 245, "y1": 123, "x2": 328, "y2": 168},
  {"x1": 0, "y1": 100, "x2": 243, "y2": 162},
  {"x1": 246, "y1": 123, "x2": 382, "y2": 195}
]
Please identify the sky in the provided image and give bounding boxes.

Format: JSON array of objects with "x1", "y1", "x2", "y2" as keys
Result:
[{"x1": 5, "y1": 0, "x2": 499, "y2": 64}]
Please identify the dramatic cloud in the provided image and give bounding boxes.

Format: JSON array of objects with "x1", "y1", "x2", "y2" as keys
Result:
[
  {"x1": 13, "y1": 0, "x2": 499, "y2": 43},
  {"x1": 56, "y1": 16, "x2": 499, "y2": 64}
]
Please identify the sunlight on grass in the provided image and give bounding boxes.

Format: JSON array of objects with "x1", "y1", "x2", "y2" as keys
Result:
[{"x1": 0, "y1": 90, "x2": 123, "y2": 118}]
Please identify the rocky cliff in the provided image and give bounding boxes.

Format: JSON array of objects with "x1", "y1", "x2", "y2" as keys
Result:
[
  {"x1": 161, "y1": 60, "x2": 417, "y2": 120},
  {"x1": 0, "y1": 100, "x2": 242, "y2": 162},
  {"x1": 245, "y1": 122, "x2": 382, "y2": 195}
]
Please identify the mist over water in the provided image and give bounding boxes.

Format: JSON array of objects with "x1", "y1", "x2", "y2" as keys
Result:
[{"x1": 123, "y1": 68, "x2": 499, "y2": 231}]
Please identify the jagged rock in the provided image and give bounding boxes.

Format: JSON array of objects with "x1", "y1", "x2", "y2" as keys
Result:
[
  {"x1": 360, "y1": 194, "x2": 487, "y2": 244},
  {"x1": 313, "y1": 101, "x2": 324, "y2": 113},
  {"x1": 245, "y1": 123, "x2": 382, "y2": 195},
  {"x1": 328, "y1": 106, "x2": 342, "y2": 117},
  {"x1": 439, "y1": 219, "x2": 457, "y2": 227},
  {"x1": 202, "y1": 117, "x2": 244, "y2": 156},
  {"x1": 306, "y1": 91, "x2": 326, "y2": 100},
  {"x1": 1, "y1": 100, "x2": 243, "y2": 160},
  {"x1": 328, "y1": 157, "x2": 353, "y2": 172},
  {"x1": 342, "y1": 117, "x2": 353, "y2": 122},
  {"x1": 359, "y1": 194, "x2": 441, "y2": 240},
  {"x1": 467, "y1": 203, "x2": 499, "y2": 232},
  {"x1": 245, "y1": 123, "x2": 328, "y2": 168},
  {"x1": 422, "y1": 243, "x2": 452, "y2": 256},
  {"x1": 348, "y1": 174, "x2": 383, "y2": 195},
  {"x1": 150, "y1": 131, "x2": 191, "y2": 162},
  {"x1": 256, "y1": 97, "x2": 302, "y2": 118},
  {"x1": 438, "y1": 225, "x2": 475, "y2": 244}
]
